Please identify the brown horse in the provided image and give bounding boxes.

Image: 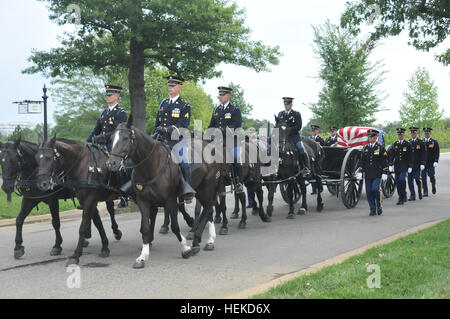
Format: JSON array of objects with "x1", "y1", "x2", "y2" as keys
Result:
[
  {"x1": 106, "y1": 117, "x2": 220, "y2": 268},
  {"x1": 35, "y1": 136, "x2": 123, "y2": 266}
]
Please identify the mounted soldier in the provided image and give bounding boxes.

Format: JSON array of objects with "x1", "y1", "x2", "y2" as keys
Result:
[
  {"x1": 152, "y1": 75, "x2": 195, "y2": 203},
  {"x1": 86, "y1": 84, "x2": 129, "y2": 208},
  {"x1": 208, "y1": 86, "x2": 244, "y2": 193},
  {"x1": 276, "y1": 97, "x2": 311, "y2": 176}
]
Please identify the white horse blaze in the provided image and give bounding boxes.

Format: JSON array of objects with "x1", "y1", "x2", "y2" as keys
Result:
[
  {"x1": 112, "y1": 130, "x2": 120, "y2": 150},
  {"x1": 136, "y1": 243, "x2": 150, "y2": 263}
]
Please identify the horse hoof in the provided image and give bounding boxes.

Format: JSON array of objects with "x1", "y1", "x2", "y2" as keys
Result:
[
  {"x1": 230, "y1": 212, "x2": 239, "y2": 219},
  {"x1": 186, "y1": 231, "x2": 194, "y2": 241},
  {"x1": 114, "y1": 230, "x2": 122, "y2": 241},
  {"x1": 238, "y1": 221, "x2": 247, "y2": 229},
  {"x1": 219, "y1": 227, "x2": 228, "y2": 235},
  {"x1": 286, "y1": 213, "x2": 296, "y2": 219},
  {"x1": 191, "y1": 246, "x2": 201, "y2": 256},
  {"x1": 261, "y1": 215, "x2": 271, "y2": 223},
  {"x1": 297, "y1": 208, "x2": 306, "y2": 215},
  {"x1": 213, "y1": 216, "x2": 222, "y2": 224},
  {"x1": 252, "y1": 209, "x2": 258, "y2": 216},
  {"x1": 14, "y1": 247, "x2": 25, "y2": 259},
  {"x1": 66, "y1": 258, "x2": 79, "y2": 267},
  {"x1": 182, "y1": 249, "x2": 192, "y2": 259},
  {"x1": 82, "y1": 239, "x2": 90, "y2": 248},
  {"x1": 267, "y1": 205, "x2": 273, "y2": 217},
  {"x1": 50, "y1": 247, "x2": 62, "y2": 256},
  {"x1": 159, "y1": 225, "x2": 169, "y2": 234},
  {"x1": 203, "y1": 243, "x2": 215, "y2": 251},
  {"x1": 317, "y1": 204, "x2": 324, "y2": 212},
  {"x1": 133, "y1": 260, "x2": 145, "y2": 269},
  {"x1": 99, "y1": 249, "x2": 110, "y2": 258}
]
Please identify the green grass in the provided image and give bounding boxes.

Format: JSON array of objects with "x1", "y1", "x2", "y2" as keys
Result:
[
  {"x1": 0, "y1": 191, "x2": 79, "y2": 220},
  {"x1": 441, "y1": 148, "x2": 450, "y2": 153},
  {"x1": 254, "y1": 219, "x2": 450, "y2": 299}
]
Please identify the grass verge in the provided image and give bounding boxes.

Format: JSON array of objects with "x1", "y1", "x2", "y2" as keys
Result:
[
  {"x1": 254, "y1": 219, "x2": 450, "y2": 299},
  {"x1": 0, "y1": 191, "x2": 79, "y2": 220}
]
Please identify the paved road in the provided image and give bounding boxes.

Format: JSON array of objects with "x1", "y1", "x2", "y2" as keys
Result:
[{"x1": 0, "y1": 155, "x2": 449, "y2": 299}]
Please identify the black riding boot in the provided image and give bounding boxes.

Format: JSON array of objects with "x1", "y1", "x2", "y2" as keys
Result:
[
  {"x1": 180, "y1": 166, "x2": 196, "y2": 204},
  {"x1": 233, "y1": 164, "x2": 244, "y2": 194},
  {"x1": 431, "y1": 177, "x2": 436, "y2": 194},
  {"x1": 299, "y1": 152, "x2": 311, "y2": 177}
]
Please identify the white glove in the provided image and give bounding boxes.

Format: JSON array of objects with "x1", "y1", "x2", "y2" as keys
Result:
[
  {"x1": 433, "y1": 162, "x2": 438, "y2": 168},
  {"x1": 420, "y1": 165, "x2": 425, "y2": 171},
  {"x1": 389, "y1": 166, "x2": 393, "y2": 172},
  {"x1": 382, "y1": 174, "x2": 388, "y2": 181},
  {"x1": 355, "y1": 172, "x2": 363, "y2": 180},
  {"x1": 408, "y1": 168, "x2": 412, "y2": 174}
]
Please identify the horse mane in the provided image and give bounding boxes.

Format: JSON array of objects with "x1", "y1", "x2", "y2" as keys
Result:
[{"x1": 56, "y1": 138, "x2": 84, "y2": 146}]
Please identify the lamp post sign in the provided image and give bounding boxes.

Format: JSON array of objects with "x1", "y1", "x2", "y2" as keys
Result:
[{"x1": 13, "y1": 85, "x2": 49, "y2": 141}]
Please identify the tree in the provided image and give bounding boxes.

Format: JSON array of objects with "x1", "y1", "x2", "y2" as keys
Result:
[
  {"x1": 309, "y1": 21, "x2": 386, "y2": 128},
  {"x1": 228, "y1": 82, "x2": 253, "y2": 116},
  {"x1": 399, "y1": 67, "x2": 443, "y2": 131},
  {"x1": 23, "y1": 0, "x2": 281, "y2": 130},
  {"x1": 8, "y1": 126, "x2": 24, "y2": 141},
  {"x1": 341, "y1": 0, "x2": 450, "y2": 65}
]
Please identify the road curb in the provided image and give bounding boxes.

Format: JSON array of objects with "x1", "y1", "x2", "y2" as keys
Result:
[
  {"x1": 223, "y1": 218, "x2": 446, "y2": 299},
  {"x1": 0, "y1": 202, "x2": 127, "y2": 228}
]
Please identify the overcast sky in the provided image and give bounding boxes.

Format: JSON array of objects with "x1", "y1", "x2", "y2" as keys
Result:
[{"x1": 1, "y1": 0, "x2": 449, "y2": 127}]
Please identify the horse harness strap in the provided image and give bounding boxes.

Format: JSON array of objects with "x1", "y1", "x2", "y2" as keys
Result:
[{"x1": 134, "y1": 145, "x2": 172, "y2": 192}]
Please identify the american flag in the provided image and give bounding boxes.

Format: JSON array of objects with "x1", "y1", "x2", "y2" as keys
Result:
[{"x1": 337, "y1": 126, "x2": 385, "y2": 148}]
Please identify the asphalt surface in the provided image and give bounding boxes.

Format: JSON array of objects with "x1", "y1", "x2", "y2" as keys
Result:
[{"x1": 0, "y1": 154, "x2": 449, "y2": 299}]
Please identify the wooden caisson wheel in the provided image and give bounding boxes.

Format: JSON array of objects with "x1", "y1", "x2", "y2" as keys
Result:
[
  {"x1": 280, "y1": 181, "x2": 301, "y2": 204},
  {"x1": 340, "y1": 148, "x2": 364, "y2": 209}
]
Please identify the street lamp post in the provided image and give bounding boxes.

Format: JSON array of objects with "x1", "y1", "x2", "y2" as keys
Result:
[{"x1": 42, "y1": 85, "x2": 48, "y2": 141}]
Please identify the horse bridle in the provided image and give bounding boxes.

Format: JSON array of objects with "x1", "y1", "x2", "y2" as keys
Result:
[{"x1": 110, "y1": 127, "x2": 158, "y2": 169}]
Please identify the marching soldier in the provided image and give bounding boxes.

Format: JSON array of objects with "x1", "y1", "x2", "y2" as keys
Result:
[
  {"x1": 388, "y1": 128, "x2": 413, "y2": 205},
  {"x1": 310, "y1": 124, "x2": 324, "y2": 194},
  {"x1": 422, "y1": 127, "x2": 440, "y2": 196},
  {"x1": 87, "y1": 85, "x2": 127, "y2": 151},
  {"x1": 325, "y1": 126, "x2": 339, "y2": 146},
  {"x1": 356, "y1": 129, "x2": 388, "y2": 216},
  {"x1": 153, "y1": 75, "x2": 195, "y2": 203},
  {"x1": 208, "y1": 86, "x2": 244, "y2": 193},
  {"x1": 276, "y1": 97, "x2": 311, "y2": 176},
  {"x1": 86, "y1": 84, "x2": 128, "y2": 208},
  {"x1": 407, "y1": 126, "x2": 427, "y2": 201}
]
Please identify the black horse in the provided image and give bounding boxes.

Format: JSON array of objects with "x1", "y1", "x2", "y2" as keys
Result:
[
  {"x1": 106, "y1": 117, "x2": 220, "y2": 268},
  {"x1": 212, "y1": 139, "x2": 272, "y2": 235},
  {"x1": 0, "y1": 139, "x2": 107, "y2": 258},
  {"x1": 35, "y1": 136, "x2": 123, "y2": 266},
  {"x1": 274, "y1": 119, "x2": 324, "y2": 217}
]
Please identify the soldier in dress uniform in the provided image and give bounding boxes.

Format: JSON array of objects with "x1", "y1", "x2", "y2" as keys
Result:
[
  {"x1": 310, "y1": 125, "x2": 324, "y2": 194},
  {"x1": 356, "y1": 129, "x2": 388, "y2": 216},
  {"x1": 87, "y1": 85, "x2": 127, "y2": 151},
  {"x1": 276, "y1": 97, "x2": 311, "y2": 176},
  {"x1": 153, "y1": 75, "x2": 195, "y2": 203},
  {"x1": 407, "y1": 126, "x2": 427, "y2": 201},
  {"x1": 388, "y1": 128, "x2": 413, "y2": 205},
  {"x1": 86, "y1": 84, "x2": 128, "y2": 208},
  {"x1": 325, "y1": 126, "x2": 339, "y2": 146},
  {"x1": 208, "y1": 86, "x2": 244, "y2": 193},
  {"x1": 422, "y1": 127, "x2": 440, "y2": 196},
  {"x1": 310, "y1": 125, "x2": 325, "y2": 146}
]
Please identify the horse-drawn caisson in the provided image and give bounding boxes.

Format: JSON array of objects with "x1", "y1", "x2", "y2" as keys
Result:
[
  {"x1": 276, "y1": 126, "x2": 396, "y2": 210},
  {"x1": 0, "y1": 83, "x2": 397, "y2": 269}
]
